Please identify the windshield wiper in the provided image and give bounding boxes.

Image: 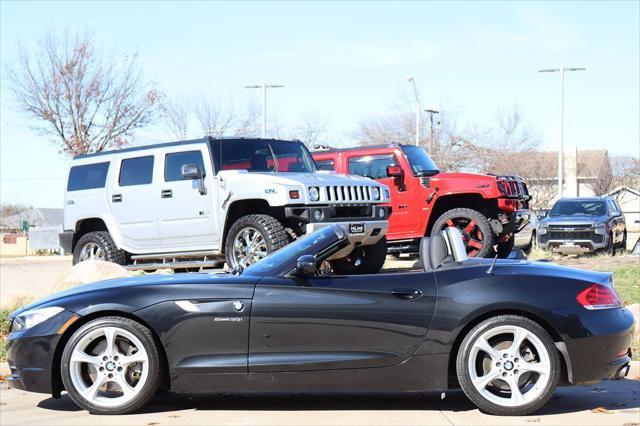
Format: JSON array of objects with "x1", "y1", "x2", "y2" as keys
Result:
[{"x1": 266, "y1": 143, "x2": 279, "y2": 172}]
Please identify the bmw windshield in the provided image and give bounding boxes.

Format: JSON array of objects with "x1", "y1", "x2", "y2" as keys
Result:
[
  {"x1": 401, "y1": 145, "x2": 439, "y2": 176},
  {"x1": 243, "y1": 226, "x2": 344, "y2": 277},
  {"x1": 210, "y1": 139, "x2": 317, "y2": 173}
]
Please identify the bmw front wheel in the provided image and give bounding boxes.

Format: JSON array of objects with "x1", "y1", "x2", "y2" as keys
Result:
[
  {"x1": 61, "y1": 317, "x2": 162, "y2": 414},
  {"x1": 456, "y1": 315, "x2": 560, "y2": 416}
]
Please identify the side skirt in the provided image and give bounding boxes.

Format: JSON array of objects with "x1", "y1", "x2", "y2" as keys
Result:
[{"x1": 170, "y1": 354, "x2": 449, "y2": 393}]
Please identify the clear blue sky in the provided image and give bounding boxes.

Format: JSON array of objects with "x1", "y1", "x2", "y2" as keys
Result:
[{"x1": 1, "y1": 0, "x2": 639, "y2": 207}]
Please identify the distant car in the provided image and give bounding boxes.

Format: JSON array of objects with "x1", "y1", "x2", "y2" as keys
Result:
[
  {"x1": 6, "y1": 225, "x2": 634, "y2": 416},
  {"x1": 514, "y1": 212, "x2": 540, "y2": 252},
  {"x1": 537, "y1": 197, "x2": 626, "y2": 255}
]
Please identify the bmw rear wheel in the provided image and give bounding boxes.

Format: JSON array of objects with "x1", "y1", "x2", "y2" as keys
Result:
[
  {"x1": 456, "y1": 315, "x2": 560, "y2": 416},
  {"x1": 61, "y1": 317, "x2": 162, "y2": 414}
]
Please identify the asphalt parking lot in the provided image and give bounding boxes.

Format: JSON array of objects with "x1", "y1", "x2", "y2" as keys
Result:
[{"x1": 1, "y1": 377, "x2": 639, "y2": 426}]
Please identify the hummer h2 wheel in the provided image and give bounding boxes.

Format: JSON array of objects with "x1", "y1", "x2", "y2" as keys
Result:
[{"x1": 225, "y1": 214, "x2": 289, "y2": 269}]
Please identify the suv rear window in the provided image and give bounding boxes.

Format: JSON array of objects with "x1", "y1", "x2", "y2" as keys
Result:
[
  {"x1": 348, "y1": 154, "x2": 397, "y2": 179},
  {"x1": 165, "y1": 151, "x2": 206, "y2": 182},
  {"x1": 67, "y1": 162, "x2": 110, "y2": 191},
  {"x1": 119, "y1": 156, "x2": 154, "y2": 186}
]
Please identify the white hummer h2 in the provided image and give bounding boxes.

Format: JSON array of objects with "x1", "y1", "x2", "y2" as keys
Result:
[{"x1": 61, "y1": 137, "x2": 391, "y2": 274}]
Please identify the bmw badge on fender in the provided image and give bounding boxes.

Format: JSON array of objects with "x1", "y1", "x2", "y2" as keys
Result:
[{"x1": 6, "y1": 226, "x2": 634, "y2": 415}]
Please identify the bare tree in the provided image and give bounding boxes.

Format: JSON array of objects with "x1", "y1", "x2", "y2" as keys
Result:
[
  {"x1": 159, "y1": 94, "x2": 261, "y2": 139},
  {"x1": 6, "y1": 31, "x2": 157, "y2": 156},
  {"x1": 159, "y1": 95, "x2": 190, "y2": 140},
  {"x1": 293, "y1": 114, "x2": 330, "y2": 148},
  {"x1": 610, "y1": 155, "x2": 640, "y2": 193},
  {"x1": 196, "y1": 96, "x2": 235, "y2": 138},
  {"x1": 578, "y1": 150, "x2": 613, "y2": 196},
  {"x1": 0, "y1": 203, "x2": 30, "y2": 218}
]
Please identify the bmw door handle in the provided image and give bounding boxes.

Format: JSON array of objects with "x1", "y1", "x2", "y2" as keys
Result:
[
  {"x1": 161, "y1": 190, "x2": 173, "y2": 199},
  {"x1": 112, "y1": 194, "x2": 122, "y2": 203},
  {"x1": 391, "y1": 288, "x2": 423, "y2": 300}
]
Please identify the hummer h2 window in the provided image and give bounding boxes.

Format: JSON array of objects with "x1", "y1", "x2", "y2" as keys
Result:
[
  {"x1": 209, "y1": 139, "x2": 317, "y2": 173},
  {"x1": 164, "y1": 151, "x2": 206, "y2": 182},
  {"x1": 316, "y1": 159, "x2": 335, "y2": 171},
  {"x1": 119, "y1": 156, "x2": 154, "y2": 186},
  {"x1": 348, "y1": 154, "x2": 397, "y2": 179},
  {"x1": 67, "y1": 162, "x2": 110, "y2": 191}
]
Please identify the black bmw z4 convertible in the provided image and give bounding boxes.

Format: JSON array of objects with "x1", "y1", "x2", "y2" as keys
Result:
[{"x1": 6, "y1": 226, "x2": 634, "y2": 416}]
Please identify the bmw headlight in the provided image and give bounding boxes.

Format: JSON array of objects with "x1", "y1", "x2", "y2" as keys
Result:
[
  {"x1": 10, "y1": 306, "x2": 64, "y2": 332},
  {"x1": 308, "y1": 187, "x2": 320, "y2": 202},
  {"x1": 371, "y1": 186, "x2": 381, "y2": 200}
]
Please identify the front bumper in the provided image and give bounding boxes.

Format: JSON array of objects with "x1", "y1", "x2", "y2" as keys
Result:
[
  {"x1": 538, "y1": 232, "x2": 608, "y2": 253},
  {"x1": 495, "y1": 209, "x2": 530, "y2": 238},
  {"x1": 5, "y1": 309, "x2": 76, "y2": 396},
  {"x1": 306, "y1": 220, "x2": 388, "y2": 247}
]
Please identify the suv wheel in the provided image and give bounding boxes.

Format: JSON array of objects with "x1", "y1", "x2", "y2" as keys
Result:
[
  {"x1": 73, "y1": 231, "x2": 127, "y2": 265},
  {"x1": 225, "y1": 214, "x2": 289, "y2": 269},
  {"x1": 331, "y1": 237, "x2": 387, "y2": 275},
  {"x1": 456, "y1": 315, "x2": 560, "y2": 416},
  {"x1": 431, "y1": 208, "x2": 495, "y2": 258}
]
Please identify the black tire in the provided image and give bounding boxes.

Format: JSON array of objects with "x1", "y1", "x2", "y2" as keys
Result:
[
  {"x1": 60, "y1": 316, "x2": 162, "y2": 415},
  {"x1": 523, "y1": 231, "x2": 537, "y2": 255},
  {"x1": 224, "y1": 214, "x2": 289, "y2": 269},
  {"x1": 456, "y1": 315, "x2": 560, "y2": 416},
  {"x1": 331, "y1": 237, "x2": 387, "y2": 275},
  {"x1": 496, "y1": 237, "x2": 515, "y2": 258},
  {"x1": 604, "y1": 233, "x2": 616, "y2": 256},
  {"x1": 431, "y1": 208, "x2": 495, "y2": 258},
  {"x1": 72, "y1": 231, "x2": 127, "y2": 265}
]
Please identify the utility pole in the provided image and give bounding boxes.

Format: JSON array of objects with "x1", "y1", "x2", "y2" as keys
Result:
[
  {"x1": 244, "y1": 82, "x2": 284, "y2": 137},
  {"x1": 406, "y1": 76, "x2": 421, "y2": 146},
  {"x1": 538, "y1": 66, "x2": 585, "y2": 199},
  {"x1": 424, "y1": 108, "x2": 439, "y2": 157}
]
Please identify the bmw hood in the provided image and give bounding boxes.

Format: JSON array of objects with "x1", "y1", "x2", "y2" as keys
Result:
[{"x1": 12, "y1": 273, "x2": 256, "y2": 316}]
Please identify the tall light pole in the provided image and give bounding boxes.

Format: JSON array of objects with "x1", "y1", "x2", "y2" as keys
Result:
[
  {"x1": 538, "y1": 66, "x2": 585, "y2": 198},
  {"x1": 424, "y1": 108, "x2": 439, "y2": 157},
  {"x1": 406, "y1": 76, "x2": 421, "y2": 146},
  {"x1": 244, "y1": 82, "x2": 284, "y2": 137}
]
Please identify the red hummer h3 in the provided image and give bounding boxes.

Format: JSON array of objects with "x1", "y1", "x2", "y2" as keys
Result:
[{"x1": 312, "y1": 143, "x2": 531, "y2": 258}]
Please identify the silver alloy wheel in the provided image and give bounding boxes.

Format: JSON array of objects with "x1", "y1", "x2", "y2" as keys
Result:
[
  {"x1": 79, "y1": 242, "x2": 105, "y2": 262},
  {"x1": 69, "y1": 326, "x2": 149, "y2": 408},
  {"x1": 231, "y1": 226, "x2": 268, "y2": 268},
  {"x1": 468, "y1": 325, "x2": 551, "y2": 407}
]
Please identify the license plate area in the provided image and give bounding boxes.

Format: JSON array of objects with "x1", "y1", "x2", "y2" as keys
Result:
[{"x1": 349, "y1": 223, "x2": 365, "y2": 234}]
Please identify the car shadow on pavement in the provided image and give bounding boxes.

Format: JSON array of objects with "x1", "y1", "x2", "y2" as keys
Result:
[{"x1": 36, "y1": 379, "x2": 640, "y2": 415}]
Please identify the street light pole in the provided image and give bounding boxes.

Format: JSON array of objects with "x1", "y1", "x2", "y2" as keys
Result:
[
  {"x1": 406, "y1": 76, "x2": 420, "y2": 146},
  {"x1": 245, "y1": 82, "x2": 284, "y2": 137},
  {"x1": 424, "y1": 108, "x2": 439, "y2": 157},
  {"x1": 539, "y1": 66, "x2": 585, "y2": 199}
]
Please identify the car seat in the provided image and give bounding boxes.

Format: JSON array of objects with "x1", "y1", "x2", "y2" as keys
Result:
[{"x1": 419, "y1": 227, "x2": 467, "y2": 271}]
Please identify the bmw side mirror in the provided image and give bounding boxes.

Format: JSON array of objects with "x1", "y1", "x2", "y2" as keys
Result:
[
  {"x1": 295, "y1": 255, "x2": 318, "y2": 277},
  {"x1": 181, "y1": 164, "x2": 207, "y2": 195}
]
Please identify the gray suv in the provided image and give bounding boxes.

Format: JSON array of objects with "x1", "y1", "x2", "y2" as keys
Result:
[{"x1": 537, "y1": 197, "x2": 626, "y2": 255}]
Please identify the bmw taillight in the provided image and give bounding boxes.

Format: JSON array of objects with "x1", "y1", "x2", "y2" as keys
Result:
[{"x1": 576, "y1": 283, "x2": 623, "y2": 310}]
